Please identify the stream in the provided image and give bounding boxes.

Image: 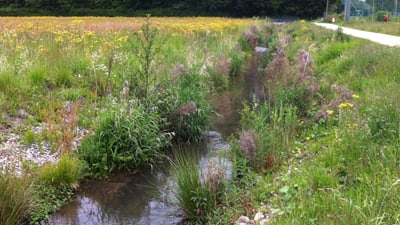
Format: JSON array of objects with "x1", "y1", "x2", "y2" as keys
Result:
[{"x1": 48, "y1": 55, "x2": 263, "y2": 225}]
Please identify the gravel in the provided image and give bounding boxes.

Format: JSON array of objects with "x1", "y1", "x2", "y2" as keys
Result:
[{"x1": 0, "y1": 125, "x2": 89, "y2": 176}]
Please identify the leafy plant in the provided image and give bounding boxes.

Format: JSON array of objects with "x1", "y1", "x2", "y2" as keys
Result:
[
  {"x1": 78, "y1": 103, "x2": 170, "y2": 178},
  {"x1": 128, "y1": 14, "x2": 161, "y2": 101}
]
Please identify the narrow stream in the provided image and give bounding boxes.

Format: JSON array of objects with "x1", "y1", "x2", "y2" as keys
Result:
[{"x1": 48, "y1": 55, "x2": 263, "y2": 225}]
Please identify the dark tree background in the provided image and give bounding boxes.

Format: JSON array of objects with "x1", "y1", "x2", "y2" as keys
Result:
[{"x1": 0, "y1": 0, "x2": 343, "y2": 18}]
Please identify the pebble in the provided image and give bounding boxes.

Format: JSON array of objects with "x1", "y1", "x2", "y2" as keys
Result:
[{"x1": 0, "y1": 125, "x2": 88, "y2": 176}]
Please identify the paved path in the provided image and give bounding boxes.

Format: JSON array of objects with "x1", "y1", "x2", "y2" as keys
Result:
[{"x1": 314, "y1": 23, "x2": 400, "y2": 47}]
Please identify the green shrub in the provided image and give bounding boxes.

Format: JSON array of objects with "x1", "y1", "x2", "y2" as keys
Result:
[
  {"x1": 239, "y1": 103, "x2": 298, "y2": 172},
  {"x1": 229, "y1": 50, "x2": 245, "y2": 77},
  {"x1": 78, "y1": 104, "x2": 170, "y2": 177},
  {"x1": 54, "y1": 67, "x2": 73, "y2": 88},
  {"x1": 173, "y1": 70, "x2": 213, "y2": 142},
  {"x1": 375, "y1": 10, "x2": 390, "y2": 21},
  {"x1": 0, "y1": 170, "x2": 35, "y2": 225}
]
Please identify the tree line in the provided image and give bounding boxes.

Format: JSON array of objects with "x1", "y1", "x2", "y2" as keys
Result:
[{"x1": 0, "y1": 0, "x2": 343, "y2": 18}]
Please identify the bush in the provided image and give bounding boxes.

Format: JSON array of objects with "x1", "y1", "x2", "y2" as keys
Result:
[
  {"x1": 375, "y1": 10, "x2": 390, "y2": 22},
  {"x1": 78, "y1": 104, "x2": 170, "y2": 177},
  {"x1": 172, "y1": 70, "x2": 213, "y2": 142},
  {"x1": 0, "y1": 170, "x2": 35, "y2": 225}
]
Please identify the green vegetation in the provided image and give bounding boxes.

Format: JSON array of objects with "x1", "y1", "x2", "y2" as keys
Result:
[
  {"x1": 204, "y1": 20, "x2": 400, "y2": 224},
  {"x1": 170, "y1": 149, "x2": 227, "y2": 223},
  {"x1": 0, "y1": 16, "x2": 252, "y2": 224},
  {"x1": 0, "y1": 0, "x2": 330, "y2": 18},
  {"x1": 0, "y1": 170, "x2": 35, "y2": 225},
  {"x1": 2, "y1": 15, "x2": 400, "y2": 224},
  {"x1": 78, "y1": 104, "x2": 170, "y2": 178}
]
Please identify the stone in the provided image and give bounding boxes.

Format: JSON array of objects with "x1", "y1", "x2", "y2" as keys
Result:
[
  {"x1": 236, "y1": 215, "x2": 250, "y2": 224},
  {"x1": 254, "y1": 212, "x2": 264, "y2": 222}
]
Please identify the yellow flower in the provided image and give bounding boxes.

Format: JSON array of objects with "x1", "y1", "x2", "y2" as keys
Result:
[
  {"x1": 339, "y1": 102, "x2": 354, "y2": 109},
  {"x1": 326, "y1": 110, "x2": 334, "y2": 115},
  {"x1": 352, "y1": 94, "x2": 359, "y2": 99}
]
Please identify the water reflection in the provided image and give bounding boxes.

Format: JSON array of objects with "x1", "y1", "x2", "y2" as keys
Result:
[
  {"x1": 49, "y1": 169, "x2": 183, "y2": 225},
  {"x1": 49, "y1": 55, "x2": 262, "y2": 225}
]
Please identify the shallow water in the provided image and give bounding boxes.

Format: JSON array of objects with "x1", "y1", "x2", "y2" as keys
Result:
[{"x1": 48, "y1": 55, "x2": 262, "y2": 225}]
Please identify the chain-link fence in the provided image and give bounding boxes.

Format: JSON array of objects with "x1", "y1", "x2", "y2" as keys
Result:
[{"x1": 343, "y1": 0, "x2": 399, "y2": 17}]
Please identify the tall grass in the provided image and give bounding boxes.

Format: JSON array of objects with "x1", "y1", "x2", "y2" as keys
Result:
[
  {"x1": 204, "y1": 20, "x2": 400, "y2": 224},
  {"x1": 170, "y1": 149, "x2": 227, "y2": 223},
  {"x1": 0, "y1": 170, "x2": 35, "y2": 225}
]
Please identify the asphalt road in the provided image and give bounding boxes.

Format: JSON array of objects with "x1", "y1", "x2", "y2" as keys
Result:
[{"x1": 314, "y1": 23, "x2": 400, "y2": 47}]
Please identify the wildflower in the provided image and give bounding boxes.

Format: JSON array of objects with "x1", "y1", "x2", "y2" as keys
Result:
[
  {"x1": 305, "y1": 137, "x2": 311, "y2": 141},
  {"x1": 339, "y1": 102, "x2": 354, "y2": 109},
  {"x1": 326, "y1": 110, "x2": 334, "y2": 115},
  {"x1": 352, "y1": 94, "x2": 359, "y2": 99}
]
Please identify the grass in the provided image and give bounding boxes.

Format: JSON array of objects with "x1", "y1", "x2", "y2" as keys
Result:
[
  {"x1": 203, "y1": 20, "x2": 400, "y2": 224},
  {"x1": 0, "y1": 16, "x2": 258, "y2": 223},
  {"x1": 0, "y1": 170, "x2": 35, "y2": 225},
  {"x1": 336, "y1": 16, "x2": 400, "y2": 36},
  {"x1": 2, "y1": 15, "x2": 399, "y2": 225}
]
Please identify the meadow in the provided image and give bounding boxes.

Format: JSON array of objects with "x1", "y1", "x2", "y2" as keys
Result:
[
  {"x1": 1, "y1": 16, "x2": 400, "y2": 225},
  {"x1": 0, "y1": 16, "x2": 256, "y2": 224}
]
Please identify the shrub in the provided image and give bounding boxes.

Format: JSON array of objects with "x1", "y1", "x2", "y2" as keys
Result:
[
  {"x1": 0, "y1": 170, "x2": 35, "y2": 225},
  {"x1": 172, "y1": 70, "x2": 213, "y2": 142},
  {"x1": 229, "y1": 52, "x2": 245, "y2": 77},
  {"x1": 375, "y1": 10, "x2": 390, "y2": 22},
  {"x1": 0, "y1": 71, "x2": 22, "y2": 94},
  {"x1": 78, "y1": 103, "x2": 170, "y2": 177}
]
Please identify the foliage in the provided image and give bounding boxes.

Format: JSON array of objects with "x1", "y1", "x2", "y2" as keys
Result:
[
  {"x1": 375, "y1": 10, "x2": 391, "y2": 22},
  {"x1": 170, "y1": 149, "x2": 227, "y2": 223},
  {"x1": 127, "y1": 15, "x2": 160, "y2": 101},
  {"x1": 29, "y1": 183, "x2": 74, "y2": 224},
  {"x1": 0, "y1": 170, "x2": 35, "y2": 225},
  {"x1": 0, "y1": 0, "x2": 328, "y2": 18},
  {"x1": 213, "y1": 19, "x2": 400, "y2": 225},
  {"x1": 239, "y1": 102, "x2": 298, "y2": 172},
  {"x1": 78, "y1": 103, "x2": 170, "y2": 178},
  {"x1": 172, "y1": 69, "x2": 213, "y2": 142},
  {"x1": 38, "y1": 154, "x2": 81, "y2": 188}
]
